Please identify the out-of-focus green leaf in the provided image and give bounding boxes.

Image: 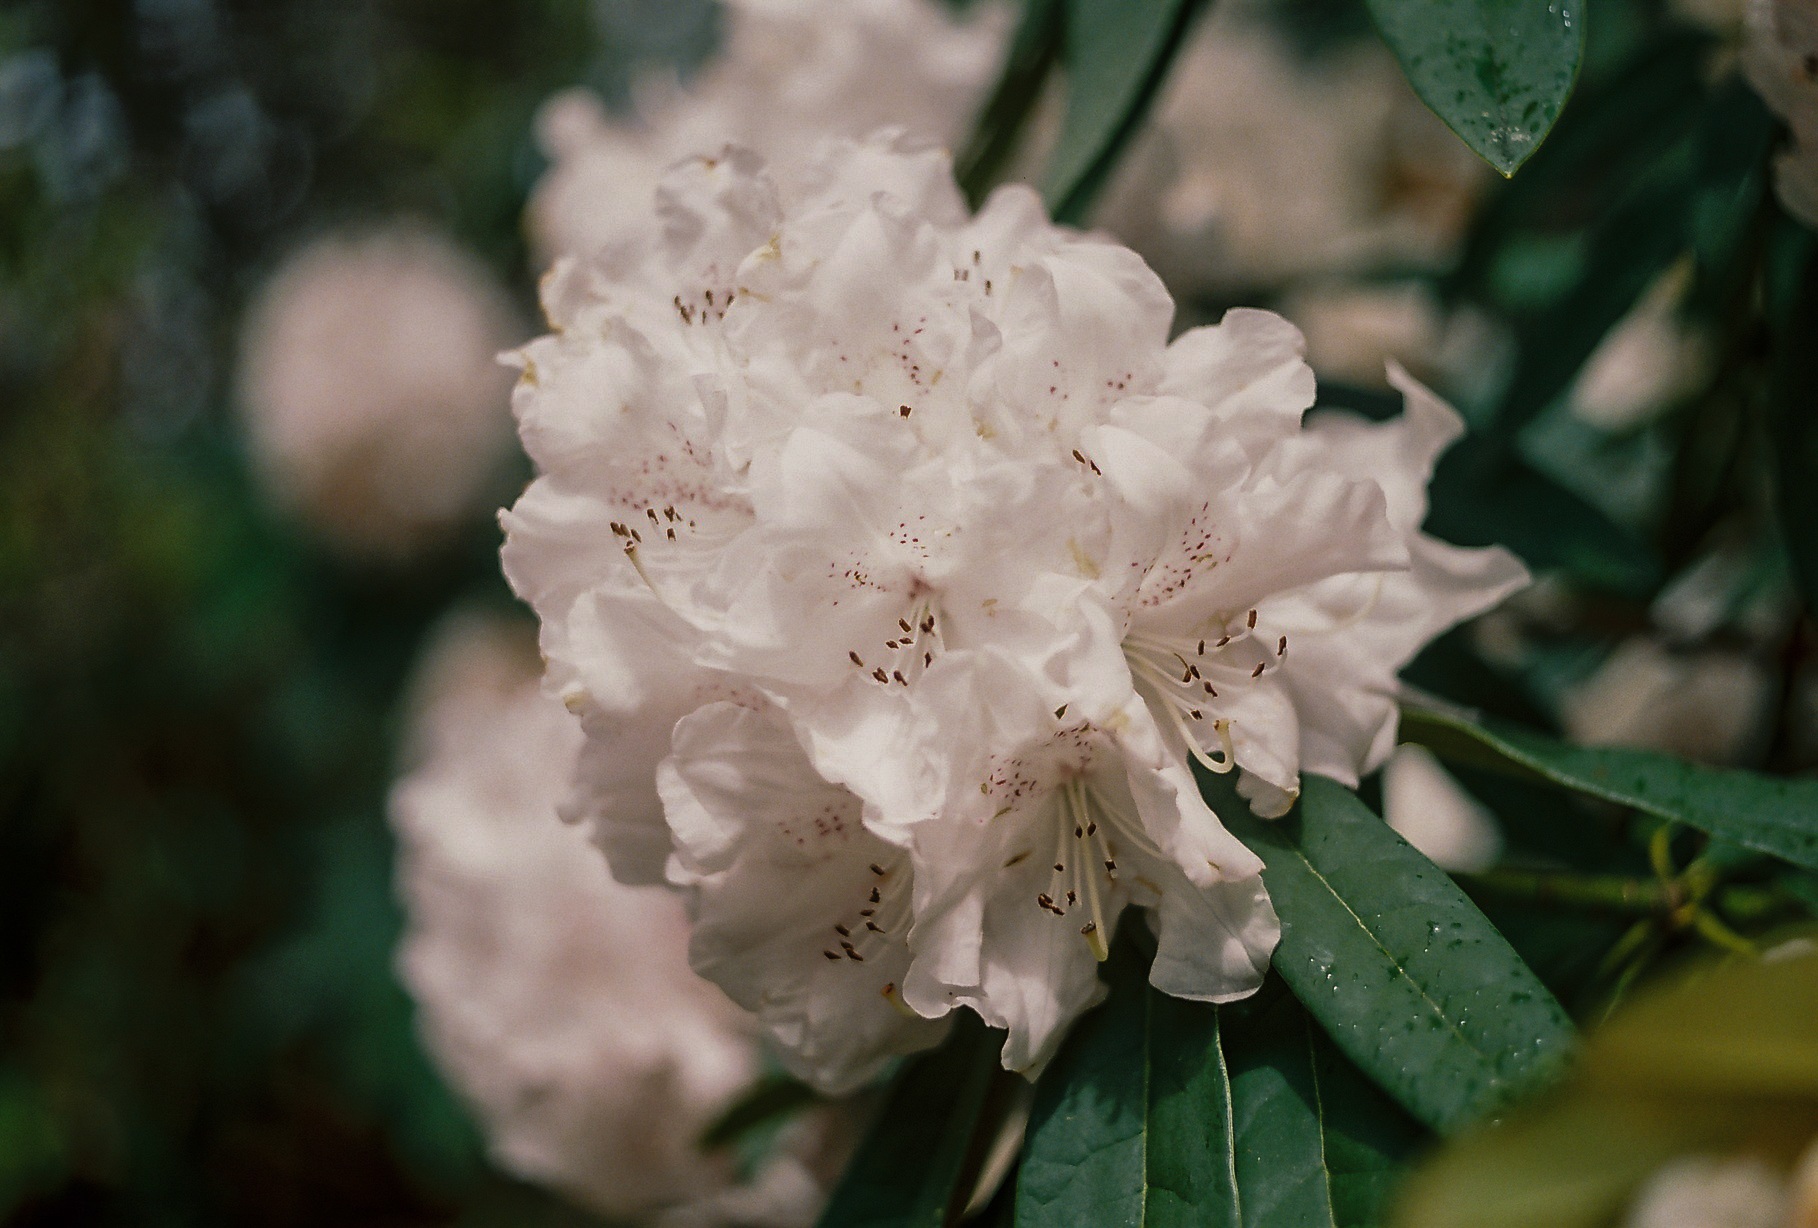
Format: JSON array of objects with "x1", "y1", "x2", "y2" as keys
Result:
[
  {"x1": 1427, "y1": 439, "x2": 1659, "y2": 596},
  {"x1": 955, "y1": 0, "x2": 1062, "y2": 206},
  {"x1": 1392, "y1": 950, "x2": 1818, "y2": 1228},
  {"x1": 1401, "y1": 706, "x2": 1818, "y2": 870},
  {"x1": 1214, "y1": 774, "x2": 1576, "y2": 1134},
  {"x1": 816, "y1": 1013, "x2": 1002, "y2": 1228},
  {"x1": 700, "y1": 1073, "x2": 821, "y2": 1152},
  {"x1": 1015, "y1": 938, "x2": 1422, "y2": 1227},
  {"x1": 1042, "y1": 0, "x2": 1201, "y2": 225},
  {"x1": 1766, "y1": 226, "x2": 1818, "y2": 614},
  {"x1": 1362, "y1": 0, "x2": 1584, "y2": 176}
]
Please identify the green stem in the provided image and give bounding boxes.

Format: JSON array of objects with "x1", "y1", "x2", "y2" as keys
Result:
[{"x1": 1455, "y1": 867, "x2": 1677, "y2": 914}]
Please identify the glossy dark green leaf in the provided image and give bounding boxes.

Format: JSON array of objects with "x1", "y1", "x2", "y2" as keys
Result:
[
  {"x1": 815, "y1": 1014, "x2": 1003, "y2": 1228},
  {"x1": 1401, "y1": 706, "x2": 1818, "y2": 871},
  {"x1": 1214, "y1": 774, "x2": 1576, "y2": 1134},
  {"x1": 1015, "y1": 939, "x2": 1424, "y2": 1227},
  {"x1": 1042, "y1": 0, "x2": 1201, "y2": 224},
  {"x1": 1364, "y1": 0, "x2": 1585, "y2": 175}
]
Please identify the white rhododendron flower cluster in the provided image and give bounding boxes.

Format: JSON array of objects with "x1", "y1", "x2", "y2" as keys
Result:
[
  {"x1": 391, "y1": 616, "x2": 835, "y2": 1224},
  {"x1": 502, "y1": 133, "x2": 1528, "y2": 1091},
  {"x1": 236, "y1": 228, "x2": 520, "y2": 558},
  {"x1": 526, "y1": 0, "x2": 1005, "y2": 265}
]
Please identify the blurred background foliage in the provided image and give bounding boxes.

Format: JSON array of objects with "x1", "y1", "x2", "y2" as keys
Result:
[{"x1": 1, "y1": 0, "x2": 1814, "y2": 1222}]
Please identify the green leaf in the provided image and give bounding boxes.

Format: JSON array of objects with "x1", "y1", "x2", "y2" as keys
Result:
[
  {"x1": 815, "y1": 1013, "x2": 1004, "y2": 1228},
  {"x1": 1364, "y1": 0, "x2": 1585, "y2": 175},
  {"x1": 1400, "y1": 706, "x2": 1818, "y2": 871},
  {"x1": 1766, "y1": 225, "x2": 1818, "y2": 615},
  {"x1": 1426, "y1": 440, "x2": 1659, "y2": 597},
  {"x1": 1015, "y1": 938, "x2": 1422, "y2": 1227},
  {"x1": 1042, "y1": 0, "x2": 1201, "y2": 225},
  {"x1": 955, "y1": 0, "x2": 1063, "y2": 207},
  {"x1": 1214, "y1": 774, "x2": 1576, "y2": 1134}
]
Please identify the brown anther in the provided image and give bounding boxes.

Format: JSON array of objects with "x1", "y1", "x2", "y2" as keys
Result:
[
  {"x1": 870, "y1": 864, "x2": 887, "y2": 876},
  {"x1": 899, "y1": 404, "x2": 912, "y2": 418},
  {"x1": 1080, "y1": 922, "x2": 1098, "y2": 937},
  {"x1": 1251, "y1": 663, "x2": 1266, "y2": 678},
  {"x1": 859, "y1": 908, "x2": 876, "y2": 917},
  {"x1": 921, "y1": 615, "x2": 934, "y2": 633},
  {"x1": 1247, "y1": 609, "x2": 1258, "y2": 629},
  {"x1": 872, "y1": 668, "x2": 890, "y2": 683},
  {"x1": 1278, "y1": 636, "x2": 1288, "y2": 655},
  {"x1": 1066, "y1": 891, "x2": 1077, "y2": 906},
  {"x1": 841, "y1": 942, "x2": 864, "y2": 962},
  {"x1": 850, "y1": 651, "x2": 865, "y2": 667},
  {"x1": 898, "y1": 617, "x2": 913, "y2": 634},
  {"x1": 1054, "y1": 704, "x2": 1068, "y2": 719},
  {"x1": 1105, "y1": 859, "x2": 1117, "y2": 873},
  {"x1": 824, "y1": 950, "x2": 841, "y2": 961},
  {"x1": 1073, "y1": 826, "x2": 1083, "y2": 839},
  {"x1": 1086, "y1": 822, "x2": 1097, "y2": 836},
  {"x1": 1198, "y1": 639, "x2": 1206, "y2": 655},
  {"x1": 1053, "y1": 862, "x2": 1064, "y2": 872},
  {"x1": 1217, "y1": 635, "x2": 1231, "y2": 648},
  {"x1": 834, "y1": 924, "x2": 850, "y2": 937},
  {"x1": 666, "y1": 528, "x2": 676, "y2": 540},
  {"x1": 923, "y1": 651, "x2": 933, "y2": 667},
  {"x1": 647, "y1": 508, "x2": 660, "y2": 523},
  {"x1": 1191, "y1": 710, "x2": 1203, "y2": 720},
  {"x1": 869, "y1": 888, "x2": 881, "y2": 904},
  {"x1": 892, "y1": 670, "x2": 907, "y2": 685},
  {"x1": 866, "y1": 922, "x2": 883, "y2": 933},
  {"x1": 1203, "y1": 683, "x2": 1217, "y2": 696}
]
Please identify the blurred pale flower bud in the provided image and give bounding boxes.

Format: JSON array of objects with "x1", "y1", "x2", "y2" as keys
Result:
[
  {"x1": 1382, "y1": 744, "x2": 1503, "y2": 873},
  {"x1": 1624, "y1": 1154, "x2": 1793, "y2": 1228},
  {"x1": 235, "y1": 227, "x2": 520, "y2": 559},
  {"x1": 1570, "y1": 265, "x2": 1711, "y2": 432}
]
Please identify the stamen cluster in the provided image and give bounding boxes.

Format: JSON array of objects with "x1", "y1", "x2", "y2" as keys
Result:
[{"x1": 501, "y1": 134, "x2": 1528, "y2": 1090}]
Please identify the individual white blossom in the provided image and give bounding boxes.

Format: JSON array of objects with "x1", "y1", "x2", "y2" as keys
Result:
[
  {"x1": 526, "y1": 0, "x2": 1007, "y2": 266},
  {"x1": 1097, "y1": 6, "x2": 1486, "y2": 296},
  {"x1": 235, "y1": 227, "x2": 521, "y2": 558},
  {"x1": 502, "y1": 134, "x2": 1526, "y2": 1087},
  {"x1": 1744, "y1": 0, "x2": 1818, "y2": 228},
  {"x1": 391, "y1": 614, "x2": 825, "y2": 1222}
]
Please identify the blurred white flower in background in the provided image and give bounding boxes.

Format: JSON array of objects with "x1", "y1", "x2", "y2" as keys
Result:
[
  {"x1": 501, "y1": 134, "x2": 1525, "y2": 1087},
  {"x1": 1744, "y1": 0, "x2": 1818, "y2": 228},
  {"x1": 526, "y1": 0, "x2": 1007, "y2": 266},
  {"x1": 235, "y1": 227, "x2": 520, "y2": 559},
  {"x1": 390, "y1": 613, "x2": 836, "y2": 1224},
  {"x1": 1098, "y1": 5, "x2": 1486, "y2": 298}
]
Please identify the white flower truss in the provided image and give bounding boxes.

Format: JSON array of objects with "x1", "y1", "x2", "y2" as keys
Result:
[{"x1": 501, "y1": 133, "x2": 1528, "y2": 1091}]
